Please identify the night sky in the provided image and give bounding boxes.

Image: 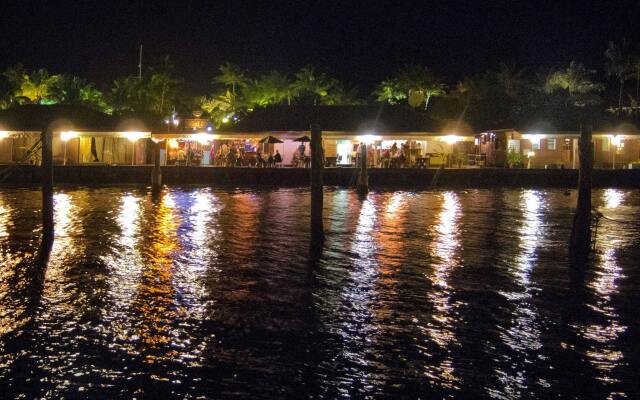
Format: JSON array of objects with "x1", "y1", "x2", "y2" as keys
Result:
[{"x1": 1, "y1": 0, "x2": 639, "y2": 94}]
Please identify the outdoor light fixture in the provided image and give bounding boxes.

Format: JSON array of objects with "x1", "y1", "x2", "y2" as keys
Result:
[
  {"x1": 0, "y1": 131, "x2": 9, "y2": 140},
  {"x1": 151, "y1": 137, "x2": 163, "y2": 143},
  {"x1": 192, "y1": 133, "x2": 217, "y2": 145},
  {"x1": 442, "y1": 135, "x2": 461, "y2": 144},
  {"x1": 122, "y1": 131, "x2": 147, "y2": 142},
  {"x1": 357, "y1": 134, "x2": 379, "y2": 145},
  {"x1": 172, "y1": 118, "x2": 180, "y2": 126},
  {"x1": 610, "y1": 134, "x2": 623, "y2": 148},
  {"x1": 222, "y1": 116, "x2": 230, "y2": 124},
  {"x1": 527, "y1": 151, "x2": 535, "y2": 157},
  {"x1": 609, "y1": 134, "x2": 624, "y2": 169},
  {"x1": 60, "y1": 131, "x2": 79, "y2": 142}
]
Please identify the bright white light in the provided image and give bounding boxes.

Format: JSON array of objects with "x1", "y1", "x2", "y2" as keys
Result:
[
  {"x1": 122, "y1": 131, "x2": 147, "y2": 142},
  {"x1": 172, "y1": 118, "x2": 180, "y2": 126},
  {"x1": 357, "y1": 134, "x2": 379, "y2": 145},
  {"x1": 60, "y1": 131, "x2": 79, "y2": 142},
  {"x1": 221, "y1": 116, "x2": 230, "y2": 124},
  {"x1": 442, "y1": 135, "x2": 461, "y2": 144},
  {"x1": 151, "y1": 137, "x2": 163, "y2": 143},
  {"x1": 206, "y1": 126, "x2": 213, "y2": 132},
  {"x1": 610, "y1": 134, "x2": 623, "y2": 148},
  {"x1": 522, "y1": 133, "x2": 547, "y2": 140},
  {"x1": 191, "y1": 133, "x2": 217, "y2": 144},
  {"x1": 527, "y1": 151, "x2": 535, "y2": 157},
  {"x1": 0, "y1": 131, "x2": 9, "y2": 140}
]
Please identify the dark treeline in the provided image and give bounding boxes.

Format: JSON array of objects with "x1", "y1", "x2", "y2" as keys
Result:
[{"x1": 1, "y1": 40, "x2": 639, "y2": 129}]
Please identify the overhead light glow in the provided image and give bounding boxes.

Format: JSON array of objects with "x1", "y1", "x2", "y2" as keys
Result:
[
  {"x1": 191, "y1": 133, "x2": 217, "y2": 144},
  {"x1": 357, "y1": 134, "x2": 379, "y2": 145},
  {"x1": 221, "y1": 116, "x2": 230, "y2": 124},
  {"x1": 122, "y1": 131, "x2": 147, "y2": 142},
  {"x1": 527, "y1": 151, "x2": 535, "y2": 157},
  {"x1": 610, "y1": 134, "x2": 623, "y2": 147},
  {"x1": 0, "y1": 131, "x2": 9, "y2": 140},
  {"x1": 442, "y1": 135, "x2": 461, "y2": 144},
  {"x1": 60, "y1": 131, "x2": 79, "y2": 142},
  {"x1": 522, "y1": 133, "x2": 547, "y2": 140}
]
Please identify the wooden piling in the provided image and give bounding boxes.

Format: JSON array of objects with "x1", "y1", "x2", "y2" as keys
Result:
[
  {"x1": 356, "y1": 143, "x2": 369, "y2": 195},
  {"x1": 151, "y1": 140, "x2": 162, "y2": 193},
  {"x1": 41, "y1": 128, "x2": 54, "y2": 244},
  {"x1": 310, "y1": 123, "x2": 324, "y2": 243},
  {"x1": 569, "y1": 122, "x2": 593, "y2": 265}
]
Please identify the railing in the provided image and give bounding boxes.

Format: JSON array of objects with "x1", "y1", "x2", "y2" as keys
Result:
[{"x1": 0, "y1": 138, "x2": 43, "y2": 183}]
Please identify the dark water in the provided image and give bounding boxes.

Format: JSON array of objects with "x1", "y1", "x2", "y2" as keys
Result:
[{"x1": 0, "y1": 187, "x2": 638, "y2": 399}]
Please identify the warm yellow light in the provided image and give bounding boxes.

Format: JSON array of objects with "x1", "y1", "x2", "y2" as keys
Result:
[
  {"x1": 527, "y1": 151, "x2": 535, "y2": 157},
  {"x1": 191, "y1": 133, "x2": 217, "y2": 145},
  {"x1": 357, "y1": 134, "x2": 379, "y2": 145},
  {"x1": 442, "y1": 135, "x2": 461, "y2": 144},
  {"x1": 0, "y1": 131, "x2": 9, "y2": 140},
  {"x1": 221, "y1": 116, "x2": 230, "y2": 124},
  {"x1": 151, "y1": 137, "x2": 163, "y2": 143},
  {"x1": 60, "y1": 131, "x2": 79, "y2": 142},
  {"x1": 168, "y1": 139, "x2": 179, "y2": 149},
  {"x1": 122, "y1": 131, "x2": 147, "y2": 142}
]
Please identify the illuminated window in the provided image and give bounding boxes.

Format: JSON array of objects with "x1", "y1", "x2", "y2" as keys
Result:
[
  {"x1": 531, "y1": 139, "x2": 540, "y2": 150},
  {"x1": 547, "y1": 138, "x2": 556, "y2": 150},
  {"x1": 507, "y1": 139, "x2": 520, "y2": 153}
]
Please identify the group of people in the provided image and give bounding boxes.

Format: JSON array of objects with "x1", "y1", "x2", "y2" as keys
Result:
[{"x1": 254, "y1": 150, "x2": 283, "y2": 167}]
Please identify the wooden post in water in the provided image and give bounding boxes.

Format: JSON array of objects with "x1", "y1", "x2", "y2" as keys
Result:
[
  {"x1": 569, "y1": 122, "x2": 593, "y2": 265},
  {"x1": 41, "y1": 128, "x2": 54, "y2": 244},
  {"x1": 310, "y1": 123, "x2": 324, "y2": 244},
  {"x1": 357, "y1": 143, "x2": 369, "y2": 195},
  {"x1": 151, "y1": 140, "x2": 162, "y2": 193}
]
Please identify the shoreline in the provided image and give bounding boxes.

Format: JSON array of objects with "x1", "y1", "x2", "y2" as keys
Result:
[{"x1": 1, "y1": 164, "x2": 639, "y2": 188}]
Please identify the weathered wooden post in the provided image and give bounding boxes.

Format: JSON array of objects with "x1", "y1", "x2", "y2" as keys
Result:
[
  {"x1": 151, "y1": 139, "x2": 162, "y2": 193},
  {"x1": 569, "y1": 122, "x2": 593, "y2": 265},
  {"x1": 310, "y1": 123, "x2": 324, "y2": 244},
  {"x1": 356, "y1": 143, "x2": 369, "y2": 195},
  {"x1": 41, "y1": 128, "x2": 54, "y2": 245}
]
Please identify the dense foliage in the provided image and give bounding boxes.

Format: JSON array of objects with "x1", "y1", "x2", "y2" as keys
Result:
[{"x1": 1, "y1": 40, "x2": 639, "y2": 129}]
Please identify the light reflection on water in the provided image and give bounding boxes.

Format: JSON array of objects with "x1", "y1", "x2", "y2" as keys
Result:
[
  {"x1": 422, "y1": 191, "x2": 461, "y2": 390},
  {"x1": 0, "y1": 187, "x2": 638, "y2": 399},
  {"x1": 574, "y1": 188, "x2": 630, "y2": 394}
]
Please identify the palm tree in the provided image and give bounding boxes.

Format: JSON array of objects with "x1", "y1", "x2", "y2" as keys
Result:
[
  {"x1": 375, "y1": 64, "x2": 446, "y2": 109},
  {"x1": 373, "y1": 78, "x2": 406, "y2": 105},
  {"x1": 214, "y1": 62, "x2": 247, "y2": 98},
  {"x1": 260, "y1": 70, "x2": 293, "y2": 105},
  {"x1": 18, "y1": 69, "x2": 59, "y2": 104},
  {"x1": 1, "y1": 64, "x2": 28, "y2": 106},
  {"x1": 545, "y1": 61, "x2": 603, "y2": 108},
  {"x1": 605, "y1": 40, "x2": 634, "y2": 115},
  {"x1": 50, "y1": 75, "x2": 109, "y2": 112},
  {"x1": 290, "y1": 66, "x2": 333, "y2": 105},
  {"x1": 321, "y1": 80, "x2": 364, "y2": 105},
  {"x1": 495, "y1": 63, "x2": 525, "y2": 98}
]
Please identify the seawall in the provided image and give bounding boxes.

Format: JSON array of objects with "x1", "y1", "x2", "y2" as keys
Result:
[{"x1": 1, "y1": 165, "x2": 639, "y2": 188}]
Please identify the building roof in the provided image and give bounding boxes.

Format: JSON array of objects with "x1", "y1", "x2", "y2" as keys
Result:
[
  {"x1": 0, "y1": 105, "x2": 156, "y2": 132},
  {"x1": 226, "y1": 105, "x2": 441, "y2": 133},
  {"x1": 515, "y1": 114, "x2": 640, "y2": 134}
]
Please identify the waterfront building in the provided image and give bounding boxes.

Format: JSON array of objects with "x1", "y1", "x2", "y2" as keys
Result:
[
  {"x1": 477, "y1": 118, "x2": 640, "y2": 169},
  {"x1": 0, "y1": 105, "x2": 152, "y2": 165}
]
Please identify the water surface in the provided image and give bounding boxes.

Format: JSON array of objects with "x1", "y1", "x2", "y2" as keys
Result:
[{"x1": 0, "y1": 187, "x2": 638, "y2": 398}]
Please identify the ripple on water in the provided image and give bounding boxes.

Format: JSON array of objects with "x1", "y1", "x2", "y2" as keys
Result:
[{"x1": 0, "y1": 187, "x2": 638, "y2": 399}]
